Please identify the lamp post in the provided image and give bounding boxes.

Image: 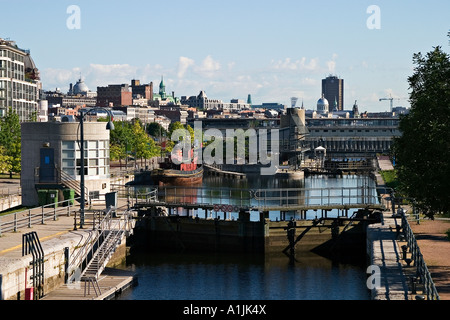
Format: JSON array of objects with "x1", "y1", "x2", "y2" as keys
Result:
[{"x1": 78, "y1": 108, "x2": 114, "y2": 228}]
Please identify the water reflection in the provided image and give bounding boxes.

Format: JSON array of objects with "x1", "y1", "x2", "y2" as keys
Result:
[{"x1": 117, "y1": 174, "x2": 374, "y2": 300}]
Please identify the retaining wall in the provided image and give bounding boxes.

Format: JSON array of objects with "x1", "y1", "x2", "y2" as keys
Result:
[{"x1": 0, "y1": 230, "x2": 127, "y2": 300}]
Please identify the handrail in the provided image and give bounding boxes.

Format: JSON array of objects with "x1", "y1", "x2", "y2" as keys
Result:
[
  {"x1": 0, "y1": 198, "x2": 78, "y2": 235},
  {"x1": 401, "y1": 212, "x2": 440, "y2": 300},
  {"x1": 57, "y1": 167, "x2": 89, "y2": 202},
  {"x1": 69, "y1": 207, "x2": 134, "y2": 281},
  {"x1": 128, "y1": 186, "x2": 381, "y2": 211}
]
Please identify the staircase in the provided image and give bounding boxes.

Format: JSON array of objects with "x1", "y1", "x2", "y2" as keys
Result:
[
  {"x1": 67, "y1": 208, "x2": 135, "y2": 296},
  {"x1": 80, "y1": 229, "x2": 125, "y2": 279},
  {"x1": 57, "y1": 167, "x2": 89, "y2": 204}
]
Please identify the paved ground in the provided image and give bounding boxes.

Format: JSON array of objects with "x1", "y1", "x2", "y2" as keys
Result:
[
  {"x1": 409, "y1": 218, "x2": 450, "y2": 300},
  {"x1": 377, "y1": 155, "x2": 395, "y2": 171}
]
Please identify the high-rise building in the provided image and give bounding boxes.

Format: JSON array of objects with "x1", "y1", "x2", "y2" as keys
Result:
[
  {"x1": 322, "y1": 75, "x2": 344, "y2": 111},
  {"x1": 0, "y1": 38, "x2": 41, "y2": 121}
]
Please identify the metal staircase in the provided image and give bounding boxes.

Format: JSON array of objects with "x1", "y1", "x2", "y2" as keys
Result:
[
  {"x1": 66, "y1": 208, "x2": 135, "y2": 297},
  {"x1": 57, "y1": 167, "x2": 89, "y2": 204},
  {"x1": 80, "y1": 229, "x2": 125, "y2": 279}
]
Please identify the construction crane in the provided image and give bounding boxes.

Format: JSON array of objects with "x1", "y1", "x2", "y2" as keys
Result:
[{"x1": 379, "y1": 94, "x2": 401, "y2": 112}]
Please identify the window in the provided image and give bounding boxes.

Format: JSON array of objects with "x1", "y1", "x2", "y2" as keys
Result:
[{"x1": 61, "y1": 139, "x2": 109, "y2": 178}]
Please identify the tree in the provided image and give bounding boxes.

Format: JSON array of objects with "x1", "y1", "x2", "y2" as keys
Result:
[
  {"x1": 393, "y1": 44, "x2": 450, "y2": 218},
  {"x1": 109, "y1": 120, "x2": 133, "y2": 168},
  {"x1": 0, "y1": 108, "x2": 21, "y2": 178},
  {"x1": 0, "y1": 146, "x2": 13, "y2": 174},
  {"x1": 146, "y1": 122, "x2": 168, "y2": 139}
]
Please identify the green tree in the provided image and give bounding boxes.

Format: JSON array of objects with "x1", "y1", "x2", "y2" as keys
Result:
[
  {"x1": 0, "y1": 108, "x2": 21, "y2": 178},
  {"x1": 130, "y1": 120, "x2": 160, "y2": 166},
  {"x1": 393, "y1": 45, "x2": 450, "y2": 218},
  {"x1": 109, "y1": 120, "x2": 133, "y2": 168},
  {"x1": 0, "y1": 146, "x2": 13, "y2": 174},
  {"x1": 146, "y1": 122, "x2": 168, "y2": 139}
]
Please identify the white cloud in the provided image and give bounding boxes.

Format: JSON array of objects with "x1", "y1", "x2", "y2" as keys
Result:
[
  {"x1": 195, "y1": 55, "x2": 221, "y2": 77},
  {"x1": 177, "y1": 56, "x2": 195, "y2": 78},
  {"x1": 271, "y1": 57, "x2": 319, "y2": 72},
  {"x1": 301, "y1": 78, "x2": 317, "y2": 86},
  {"x1": 326, "y1": 53, "x2": 338, "y2": 73}
]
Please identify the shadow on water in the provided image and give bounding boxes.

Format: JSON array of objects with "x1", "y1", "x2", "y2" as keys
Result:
[
  {"x1": 117, "y1": 248, "x2": 370, "y2": 300},
  {"x1": 117, "y1": 174, "x2": 373, "y2": 300}
]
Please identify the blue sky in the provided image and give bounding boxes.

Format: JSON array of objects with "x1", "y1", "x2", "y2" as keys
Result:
[{"x1": 1, "y1": 0, "x2": 449, "y2": 111}]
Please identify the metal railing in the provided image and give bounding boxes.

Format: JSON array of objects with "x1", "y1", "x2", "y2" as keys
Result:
[
  {"x1": 22, "y1": 231, "x2": 45, "y2": 300},
  {"x1": 67, "y1": 207, "x2": 134, "y2": 282},
  {"x1": 127, "y1": 185, "x2": 382, "y2": 212},
  {"x1": 401, "y1": 212, "x2": 440, "y2": 300},
  {"x1": 0, "y1": 198, "x2": 78, "y2": 236},
  {"x1": 254, "y1": 186, "x2": 378, "y2": 210}
]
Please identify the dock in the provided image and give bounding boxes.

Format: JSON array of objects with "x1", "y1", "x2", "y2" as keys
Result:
[
  {"x1": 0, "y1": 198, "x2": 137, "y2": 300},
  {"x1": 41, "y1": 268, "x2": 136, "y2": 300}
]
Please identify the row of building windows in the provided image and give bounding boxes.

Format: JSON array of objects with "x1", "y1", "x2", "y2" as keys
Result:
[
  {"x1": 0, "y1": 49, "x2": 25, "y2": 63},
  {"x1": 0, "y1": 58, "x2": 25, "y2": 81},
  {"x1": 61, "y1": 140, "x2": 110, "y2": 178},
  {"x1": 311, "y1": 129, "x2": 398, "y2": 133}
]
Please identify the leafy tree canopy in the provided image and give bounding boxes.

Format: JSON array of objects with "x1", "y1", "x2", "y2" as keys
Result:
[{"x1": 393, "y1": 44, "x2": 450, "y2": 217}]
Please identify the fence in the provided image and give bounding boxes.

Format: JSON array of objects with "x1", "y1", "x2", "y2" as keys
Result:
[
  {"x1": 0, "y1": 198, "x2": 78, "y2": 236},
  {"x1": 401, "y1": 212, "x2": 440, "y2": 300},
  {"x1": 125, "y1": 185, "x2": 382, "y2": 212}
]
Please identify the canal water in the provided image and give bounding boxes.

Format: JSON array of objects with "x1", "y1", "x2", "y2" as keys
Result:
[{"x1": 116, "y1": 174, "x2": 374, "y2": 300}]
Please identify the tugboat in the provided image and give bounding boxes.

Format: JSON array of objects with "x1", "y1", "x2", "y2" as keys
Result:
[{"x1": 151, "y1": 148, "x2": 203, "y2": 186}]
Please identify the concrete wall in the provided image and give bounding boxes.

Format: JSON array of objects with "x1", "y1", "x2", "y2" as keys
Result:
[
  {"x1": 131, "y1": 215, "x2": 368, "y2": 258},
  {"x1": 0, "y1": 230, "x2": 127, "y2": 300},
  {"x1": 0, "y1": 194, "x2": 21, "y2": 212},
  {"x1": 21, "y1": 122, "x2": 111, "y2": 207},
  {"x1": 132, "y1": 216, "x2": 267, "y2": 253}
]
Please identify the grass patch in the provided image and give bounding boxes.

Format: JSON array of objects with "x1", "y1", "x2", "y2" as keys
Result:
[
  {"x1": 380, "y1": 170, "x2": 399, "y2": 189},
  {"x1": 0, "y1": 205, "x2": 30, "y2": 216},
  {"x1": 0, "y1": 173, "x2": 20, "y2": 179}
]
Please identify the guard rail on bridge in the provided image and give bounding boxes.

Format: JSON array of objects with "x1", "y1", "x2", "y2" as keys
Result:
[{"x1": 126, "y1": 185, "x2": 384, "y2": 212}]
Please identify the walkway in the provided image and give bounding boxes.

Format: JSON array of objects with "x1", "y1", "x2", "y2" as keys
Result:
[
  {"x1": 409, "y1": 218, "x2": 450, "y2": 300},
  {"x1": 0, "y1": 198, "x2": 136, "y2": 300},
  {"x1": 377, "y1": 155, "x2": 394, "y2": 171},
  {"x1": 367, "y1": 212, "x2": 410, "y2": 299}
]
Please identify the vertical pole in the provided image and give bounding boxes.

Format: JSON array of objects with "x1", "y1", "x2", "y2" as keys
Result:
[
  {"x1": 80, "y1": 112, "x2": 85, "y2": 229},
  {"x1": 28, "y1": 209, "x2": 32, "y2": 228}
]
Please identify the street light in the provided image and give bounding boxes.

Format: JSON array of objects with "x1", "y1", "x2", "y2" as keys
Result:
[{"x1": 78, "y1": 107, "x2": 114, "y2": 228}]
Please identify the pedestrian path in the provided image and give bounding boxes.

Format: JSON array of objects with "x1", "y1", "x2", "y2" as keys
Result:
[
  {"x1": 367, "y1": 212, "x2": 410, "y2": 299},
  {"x1": 377, "y1": 155, "x2": 394, "y2": 171},
  {"x1": 0, "y1": 198, "x2": 136, "y2": 300}
]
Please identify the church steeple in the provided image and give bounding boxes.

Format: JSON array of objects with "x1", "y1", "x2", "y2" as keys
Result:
[{"x1": 159, "y1": 76, "x2": 166, "y2": 99}]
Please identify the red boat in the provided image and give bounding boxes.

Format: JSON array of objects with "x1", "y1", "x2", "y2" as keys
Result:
[{"x1": 151, "y1": 149, "x2": 203, "y2": 186}]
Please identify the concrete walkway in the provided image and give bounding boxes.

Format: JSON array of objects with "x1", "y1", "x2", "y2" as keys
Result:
[
  {"x1": 367, "y1": 212, "x2": 410, "y2": 299},
  {"x1": 377, "y1": 155, "x2": 394, "y2": 171},
  {"x1": 0, "y1": 199, "x2": 136, "y2": 300}
]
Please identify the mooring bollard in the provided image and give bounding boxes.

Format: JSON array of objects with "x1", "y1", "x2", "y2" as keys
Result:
[{"x1": 401, "y1": 245, "x2": 408, "y2": 260}]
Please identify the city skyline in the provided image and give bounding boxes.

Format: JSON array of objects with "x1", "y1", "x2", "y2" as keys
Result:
[{"x1": 1, "y1": 0, "x2": 449, "y2": 111}]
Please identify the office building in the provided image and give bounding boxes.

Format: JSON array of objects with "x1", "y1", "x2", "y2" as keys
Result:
[
  {"x1": 97, "y1": 84, "x2": 132, "y2": 107},
  {"x1": 322, "y1": 75, "x2": 344, "y2": 111},
  {"x1": 0, "y1": 38, "x2": 41, "y2": 121}
]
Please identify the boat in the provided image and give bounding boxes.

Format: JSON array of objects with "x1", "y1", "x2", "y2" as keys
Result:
[{"x1": 150, "y1": 148, "x2": 203, "y2": 186}]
